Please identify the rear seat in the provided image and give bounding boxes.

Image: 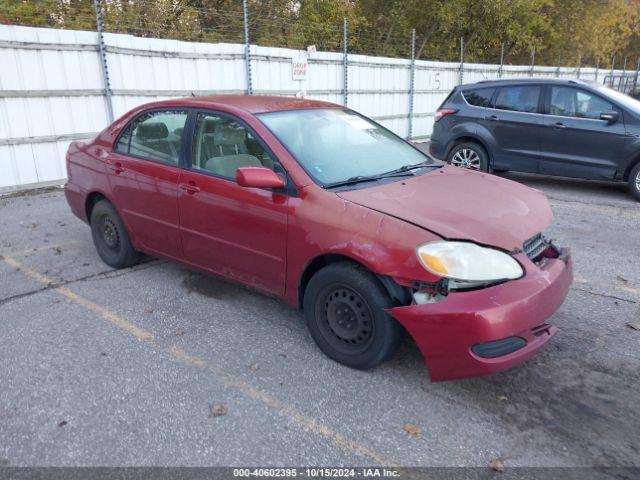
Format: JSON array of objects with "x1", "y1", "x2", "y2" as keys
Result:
[{"x1": 131, "y1": 122, "x2": 180, "y2": 163}]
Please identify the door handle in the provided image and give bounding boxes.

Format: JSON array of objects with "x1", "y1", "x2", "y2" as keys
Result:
[
  {"x1": 108, "y1": 161, "x2": 124, "y2": 174},
  {"x1": 485, "y1": 115, "x2": 499, "y2": 121},
  {"x1": 552, "y1": 122, "x2": 566, "y2": 129},
  {"x1": 179, "y1": 181, "x2": 200, "y2": 195}
]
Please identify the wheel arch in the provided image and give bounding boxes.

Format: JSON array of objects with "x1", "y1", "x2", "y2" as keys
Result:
[
  {"x1": 85, "y1": 191, "x2": 110, "y2": 222},
  {"x1": 297, "y1": 253, "x2": 411, "y2": 309},
  {"x1": 445, "y1": 135, "x2": 492, "y2": 163},
  {"x1": 622, "y1": 154, "x2": 640, "y2": 181}
]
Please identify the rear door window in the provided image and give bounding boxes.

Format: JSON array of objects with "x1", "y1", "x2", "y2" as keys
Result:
[
  {"x1": 494, "y1": 86, "x2": 541, "y2": 113},
  {"x1": 115, "y1": 110, "x2": 188, "y2": 165},
  {"x1": 462, "y1": 88, "x2": 495, "y2": 107}
]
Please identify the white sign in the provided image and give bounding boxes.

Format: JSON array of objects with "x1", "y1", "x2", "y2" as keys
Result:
[{"x1": 292, "y1": 53, "x2": 308, "y2": 81}]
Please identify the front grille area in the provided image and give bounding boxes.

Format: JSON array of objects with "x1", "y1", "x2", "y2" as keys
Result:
[{"x1": 523, "y1": 233, "x2": 549, "y2": 262}]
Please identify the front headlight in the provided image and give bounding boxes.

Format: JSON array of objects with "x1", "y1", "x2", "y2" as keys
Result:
[{"x1": 416, "y1": 241, "x2": 523, "y2": 283}]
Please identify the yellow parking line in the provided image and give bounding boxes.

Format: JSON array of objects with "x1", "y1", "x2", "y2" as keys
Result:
[
  {"x1": 167, "y1": 345, "x2": 392, "y2": 465},
  {"x1": 1, "y1": 254, "x2": 394, "y2": 466}
]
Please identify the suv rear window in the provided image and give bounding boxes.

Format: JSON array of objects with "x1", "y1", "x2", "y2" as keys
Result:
[
  {"x1": 494, "y1": 86, "x2": 540, "y2": 113},
  {"x1": 462, "y1": 88, "x2": 495, "y2": 107}
]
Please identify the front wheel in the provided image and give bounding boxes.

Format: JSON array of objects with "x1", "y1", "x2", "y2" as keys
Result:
[
  {"x1": 303, "y1": 262, "x2": 402, "y2": 370},
  {"x1": 629, "y1": 162, "x2": 640, "y2": 202},
  {"x1": 447, "y1": 142, "x2": 490, "y2": 172}
]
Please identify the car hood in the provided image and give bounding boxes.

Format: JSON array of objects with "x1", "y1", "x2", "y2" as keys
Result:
[{"x1": 337, "y1": 166, "x2": 552, "y2": 252}]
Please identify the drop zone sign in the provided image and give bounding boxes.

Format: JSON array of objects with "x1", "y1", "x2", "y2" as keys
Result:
[{"x1": 292, "y1": 53, "x2": 308, "y2": 81}]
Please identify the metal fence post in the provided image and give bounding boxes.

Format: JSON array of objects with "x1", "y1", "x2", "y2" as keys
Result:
[
  {"x1": 530, "y1": 46, "x2": 535, "y2": 75},
  {"x1": 498, "y1": 43, "x2": 504, "y2": 78},
  {"x1": 242, "y1": 0, "x2": 252, "y2": 95},
  {"x1": 610, "y1": 53, "x2": 616, "y2": 86},
  {"x1": 458, "y1": 37, "x2": 464, "y2": 85},
  {"x1": 407, "y1": 29, "x2": 416, "y2": 140},
  {"x1": 576, "y1": 55, "x2": 581, "y2": 79},
  {"x1": 595, "y1": 59, "x2": 599, "y2": 81},
  {"x1": 343, "y1": 17, "x2": 348, "y2": 106},
  {"x1": 93, "y1": 0, "x2": 113, "y2": 122}
]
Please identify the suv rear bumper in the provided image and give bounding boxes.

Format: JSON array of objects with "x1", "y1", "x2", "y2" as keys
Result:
[
  {"x1": 427, "y1": 139, "x2": 446, "y2": 160},
  {"x1": 388, "y1": 250, "x2": 572, "y2": 381}
]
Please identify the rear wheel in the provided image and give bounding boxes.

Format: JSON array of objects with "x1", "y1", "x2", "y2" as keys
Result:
[
  {"x1": 629, "y1": 163, "x2": 640, "y2": 202},
  {"x1": 447, "y1": 142, "x2": 490, "y2": 172},
  {"x1": 90, "y1": 199, "x2": 140, "y2": 268},
  {"x1": 303, "y1": 262, "x2": 402, "y2": 370}
]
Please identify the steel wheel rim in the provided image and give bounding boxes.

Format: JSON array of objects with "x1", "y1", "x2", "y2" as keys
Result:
[
  {"x1": 316, "y1": 284, "x2": 375, "y2": 354},
  {"x1": 451, "y1": 148, "x2": 481, "y2": 170},
  {"x1": 100, "y1": 215, "x2": 120, "y2": 252},
  {"x1": 636, "y1": 170, "x2": 640, "y2": 191}
]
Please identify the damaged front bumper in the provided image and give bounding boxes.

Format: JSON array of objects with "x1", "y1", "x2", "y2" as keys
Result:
[{"x1": 388, "y1": 249, "x2": 573, "y2": 382}]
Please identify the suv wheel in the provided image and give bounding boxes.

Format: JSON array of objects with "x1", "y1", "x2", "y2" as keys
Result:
[
  {"x1": 629, "y1": 163, "x2": 640, "y2": 202},
  {"x1": 303, "y1": 262, "x2": 402, "y2": 370},
  {"x1": 447, "y1": 143, "x2": 490, "y2": 172}
]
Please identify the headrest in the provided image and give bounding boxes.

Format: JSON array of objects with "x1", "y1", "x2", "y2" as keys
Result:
[
  {"x1": 214, "y1": 124, "x2": 246, "y2": 146},
  {"x1": 201, "y1": 117, "x2": 219, "y2": 134},
  {"x1": 136, "y1": 122, "x2": 168, "y2": 140}
]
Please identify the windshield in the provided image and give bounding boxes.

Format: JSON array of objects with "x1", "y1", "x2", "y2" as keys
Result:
[
  {"x1": 596, "y1": 85, "x2": 640, "y2": 115},
  {"x1": 257, "y1": 108, "x2": 436, "y2": 186}
]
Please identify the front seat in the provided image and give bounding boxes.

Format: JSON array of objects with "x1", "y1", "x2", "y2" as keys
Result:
[{"x1": 204, "y1": 124, "x2": 261, "y2": 177}]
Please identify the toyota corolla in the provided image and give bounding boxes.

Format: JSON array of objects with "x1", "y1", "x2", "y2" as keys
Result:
[{"x1": 64, "y1": 96, "x2": 573, "y2": 381}]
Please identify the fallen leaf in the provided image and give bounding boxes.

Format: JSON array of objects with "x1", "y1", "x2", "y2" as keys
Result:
[
  {"x1": 403, "y1": 423, "x2": 421, "y2": 436},
  {"x1": 249, "y1": 363, "x2": 259, "y2": 371},
  {"x1": 175, "y1": 328, "x2": 185, "y2": 336},
  {"x1": 278, "y1": 353, "x2": 287, "y2": 358},
  {"x1": 52, "y1": 247, "x2": 62, "y2": 255},
  {"x1": 144, "y1": 308, "x2": 153, "y2": 314},
  {"x1": 497, "y1": 395, "x2": 508, "y2": 402},
  {"x1": 490, "y1": 459, "x2": 505, "y2": 472},
  {"x1": 209, "y1": 403, "x2": 228, "y2": 418},
  {"x1": 57, "y1": 420, "x2": 68, "y2": 428},
  {"x1": 617, "y1": 275, "x2": 628, "y2": 284},
  {"x1": 626, "y1": 322, "x2": 640, "y2": 331}
]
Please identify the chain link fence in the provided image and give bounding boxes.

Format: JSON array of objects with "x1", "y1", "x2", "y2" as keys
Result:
[{"x1": 0, "y1": 0, "x2": 639, "y2": 192}]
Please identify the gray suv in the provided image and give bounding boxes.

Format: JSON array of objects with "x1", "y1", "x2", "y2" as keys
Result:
[{"x1": 429, "y1": 78, "x2": 640, "y2": 201}]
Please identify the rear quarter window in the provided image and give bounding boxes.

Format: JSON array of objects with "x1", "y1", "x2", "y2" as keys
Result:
[{"x1": 462, "y1": 88, "x2": 495, "y2": 107}]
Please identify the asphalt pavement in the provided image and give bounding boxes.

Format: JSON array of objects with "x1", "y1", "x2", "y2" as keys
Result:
[{"x1": 0, "y1": 165, "x2": 639, "y2": 469}]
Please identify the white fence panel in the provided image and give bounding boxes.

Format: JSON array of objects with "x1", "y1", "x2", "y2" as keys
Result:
[{"x1": 0, "y1": 24, "x2": 632, "y2": 192}]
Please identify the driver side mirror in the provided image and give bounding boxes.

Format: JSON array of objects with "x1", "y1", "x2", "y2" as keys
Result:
[
  {"x1": 236, "y1": 166, "x2": 285, "y2": 189},
  {"x1": 600, "y1": 111, "x2": 619, "y2": 124}
]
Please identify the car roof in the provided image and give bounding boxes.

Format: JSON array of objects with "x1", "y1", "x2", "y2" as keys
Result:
[
  {"x1": 140, "y1": 95, "x2": 341, "y2": 114},
  {"x1": 460, "y1": 77, "x2": 600, "y2": 89}
]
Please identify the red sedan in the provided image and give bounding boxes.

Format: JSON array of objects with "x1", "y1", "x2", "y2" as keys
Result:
[{"x1": 64, "y1": 95, "x2": 573, "y2": 381}]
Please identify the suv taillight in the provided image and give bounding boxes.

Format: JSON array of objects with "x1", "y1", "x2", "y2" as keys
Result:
[{"x1": 434, "y1": 108, "x2": 457, "y2": 122}]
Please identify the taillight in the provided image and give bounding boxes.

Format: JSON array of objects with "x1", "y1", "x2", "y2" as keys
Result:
[{"x1": 434, "y1": 108, "x2": 457, "y2": 122}]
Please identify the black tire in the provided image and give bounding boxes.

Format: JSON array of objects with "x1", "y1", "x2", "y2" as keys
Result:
[
  {"x1": 629, "y1": 162, "x2": 640, "y2": 202},
  {"x1": 90, "y1": 199, "x2": 140, "y2": 268},
  {"x1": 303, "y1": 262, "x2": 402, "y2": 370},
  {"x1": 447, "y1": 142, "x2": 490, "y2": 172}
]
